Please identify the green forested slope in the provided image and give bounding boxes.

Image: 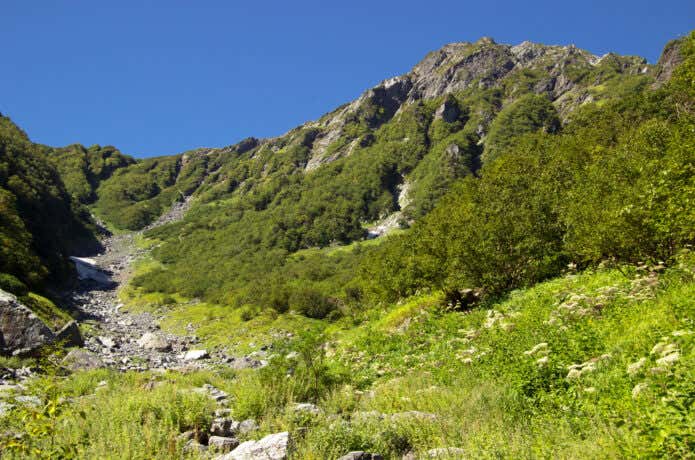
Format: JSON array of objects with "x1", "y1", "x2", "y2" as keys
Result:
[{"x1": 0, "y1": 116, "x2": 100, "y2": 292}]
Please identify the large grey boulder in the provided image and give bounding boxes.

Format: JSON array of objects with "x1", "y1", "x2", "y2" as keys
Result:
[
  {"x1": 61, "y1": 349, "x2": 104, "y2": 371},
  {"x1": 216, "y1": 431, "x2": 290, "y2": 460},
  {"x1": 0, "y1": 289, "x2": 55, "y2": 355}
]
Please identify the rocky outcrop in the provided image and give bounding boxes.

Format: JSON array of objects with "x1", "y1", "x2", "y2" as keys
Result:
[
  {"x1": 654, "y1": 38, "x2": 685, "y2": 87},
  {"x1": 0, "y1": 290, "x2": 56, "y2": 355}
]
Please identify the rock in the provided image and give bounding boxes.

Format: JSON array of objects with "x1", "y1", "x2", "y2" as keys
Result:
[
  {"x1": 209, "y1": 436, "x2": 240, "y2": 452},
  {"x1": 62, "y1": 349, "x2": 105, "y2": 371},
  {"x1": 183, "y1": 439, "x2": 208, "y2": 453},
  {"x1": 97, "y1": 336, "x2": 116, "y2": 349},
  {"x1": 216, "y1": 431, "x2": 290, "y2": 460},
  {"x1": 0, "y1": 289, "x2": 56, "y2": 355},
  {"x1": 184, "y1": 349, "x2": 209, "y2": 361},
  {"x1": 238, "y1": 419, "x2": 259, "y2": 435},
  {"x1": 338, "y1": 452, "x2": 383, "y2": 460},
  {"x1": 211, "y1": 417, "x2": 240, "y2": 437},
  {"x1": 55, "y1": 321, "x2": 84, "y2": 347},
  {"x1": 137, "y1": 332, "x2": 171, "y2": 352}
]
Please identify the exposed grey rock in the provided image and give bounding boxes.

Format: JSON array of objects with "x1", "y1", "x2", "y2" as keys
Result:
[
  {"x1": 0, "y1": 289, "x2": 55, "y2": 355},
  {"x1": 216, "y1": 431, "x2": 290, "y2": 460},
  {"x1": 137, "y1": 332, "x2": 171, "y2": 352},
  {"x1": 338, "y1": 452, "x2": 384, "y2": 460},
  {"x1": 211, "y1": 417, "x2": 240, "y2": 437},
  {"x1": 55, "y1": 320, "x2": 84, "y2": 347},
  {"x1": 62, "y1": 349, "x2": 104, "y2": 371},
  {"x1": 238, "y1": 419, "x2": 259, "y2": 435},
  {"x1": 209, "y1": 435, "x2": 240, "y2": 452}
]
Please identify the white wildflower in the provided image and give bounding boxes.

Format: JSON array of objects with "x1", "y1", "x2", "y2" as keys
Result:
[
  {"x1": 656, "y1": 352, "x2": 680, "y2": 367},
  {"x1": 632, "y1": 382, "x2": 648, "y2": 399},
  {"x1": 627, "y1": 358, "x2": 647, "y2": 376}
]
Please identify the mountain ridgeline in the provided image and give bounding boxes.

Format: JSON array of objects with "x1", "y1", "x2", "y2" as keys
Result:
[{"x1": 1, "y1": 34, "x2": 693, "y2": 312}]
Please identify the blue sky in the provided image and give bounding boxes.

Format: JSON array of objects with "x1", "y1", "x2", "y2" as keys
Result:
[{"x1": 2, "y1": 1, "x2": 693, "y2": 157}]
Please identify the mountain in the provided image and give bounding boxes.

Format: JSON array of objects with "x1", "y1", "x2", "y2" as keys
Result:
[{"x1": 0, "y1": 31, "x2": 693, "y2": 459}]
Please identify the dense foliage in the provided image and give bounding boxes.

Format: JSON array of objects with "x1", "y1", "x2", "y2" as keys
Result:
[
  {"x1": 0, "y1": 116, "x2": 99, "y2": 289},
  {"x1": 364, "y1": 33, "x2": 695, "y2": 302}
]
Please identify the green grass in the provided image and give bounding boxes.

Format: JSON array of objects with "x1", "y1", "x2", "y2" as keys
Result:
[{"x1": 2, "y1": 261, "x2": 692, "y2": 458}]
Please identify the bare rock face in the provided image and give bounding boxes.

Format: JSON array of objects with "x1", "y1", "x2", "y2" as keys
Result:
[
  {"x1": 654, "y1": 37, "x2": 685, "y2": 87},
  {"x1": 216, "y1": 431, "x2": 290, "y2": 460},
  {"x1": 0, "y1": 289, "x2": 55, "y2": 355}
]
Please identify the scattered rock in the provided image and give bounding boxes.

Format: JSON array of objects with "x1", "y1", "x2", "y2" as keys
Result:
[{"x1": 216, "y1": 431, "x2": 290, "y2": 460}]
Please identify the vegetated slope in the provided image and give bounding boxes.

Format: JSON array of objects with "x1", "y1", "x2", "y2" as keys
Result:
[
  {"x1": 47, "y1": 143, "x2": 135, "y2": 205},
  {"x1": 0, "y1": 115, "x2": 101, "y2": 293},
  {"x1": 102, "y1": 38, "x2": 655, "y2": 308}
]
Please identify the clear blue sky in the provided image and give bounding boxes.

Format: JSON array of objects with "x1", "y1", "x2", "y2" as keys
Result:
[{"x1": 2, "y1": 1, "x2": 692, "y2": 157}]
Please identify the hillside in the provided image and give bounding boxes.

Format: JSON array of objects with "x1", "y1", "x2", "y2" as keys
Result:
[{"x1": 0, "y1": 31, "x2": 693, "y2": 459}]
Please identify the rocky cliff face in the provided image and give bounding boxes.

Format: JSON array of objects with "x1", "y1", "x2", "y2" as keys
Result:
[{"x1": 299, "y1": 37, "x2": 649, "y2": 168}]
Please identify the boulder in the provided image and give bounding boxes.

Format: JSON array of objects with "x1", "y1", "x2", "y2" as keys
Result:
[
  {"x1": 216, "y1": 431, "x2": 290, "y2": 460},
  {"x1": 209, "y1": 436, "x2": 239, "y2": 452},
  {"x1": 61, "y1": 349, "x2": 105, "y2": 371},
  {"x1": 137, "y1": 332, "x2": 171, "y2": 351},
  {"x1": 0, "y1": 289, "x2": 55, "y2": 355},
  {"x1": 55, "y1": 320, "x2": 84, "y2": 347}
]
